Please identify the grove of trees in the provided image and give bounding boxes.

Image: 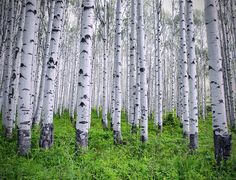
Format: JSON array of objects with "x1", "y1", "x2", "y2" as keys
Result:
[{"x1": 0, "y1": 0, "x2": 235, "y2": 178}]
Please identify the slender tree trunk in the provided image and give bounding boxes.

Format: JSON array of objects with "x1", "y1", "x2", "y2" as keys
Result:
[
  {"x1": 154, "y1": 0, "x2": 163, "y2": 131},
  {"x1": 179, "y1": 0, "x2": 189, "y2": 138},
  {"x1": 137, "y1": 0, "x2": 148, "y2": 142},
  {"x1": 75, "y1": 0, "x2": 95, "y2": 150},
  {"x1": 186, "y1": 0, "x2": 198, "y2": 149},
  {"x1": 102, "y1": 0, "x2": 108, "y2": 129},
  {"x1": 130, "y1": 0, "x2": 137, "y2": 133},
  {"x1": 134, "y1": 0, "x2": 141, "y2": 132},
  {"x1": 18, "y1": 0, "x2": 37, "y2": 155},
  {"x1": 113, "y1": 0, "x2": 123, "y2": 144},
  {"x1": 33, "y1": 0, "x2": 56, "y2": 126},
  {"x1": 40, "y1": 0, "x2": 64, "y2": 149},
  {"x1": 3, "y1": 0, "x2": 15, "y2": 138},
  {"x1": 204, "y1": 0, "x2": 232, "y2": 164},
  {"x1": 7, "y1": 0, "x2": 26, "y2": 133}
]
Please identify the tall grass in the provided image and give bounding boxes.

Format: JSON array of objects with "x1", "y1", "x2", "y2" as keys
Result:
[{"x1": 0, "y1": 111, "x2": 235, "y2": 179}]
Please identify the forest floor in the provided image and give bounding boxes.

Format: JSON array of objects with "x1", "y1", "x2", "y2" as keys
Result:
[{"x1": 0, "y1": 111, "x2": 236, "y2": 179}]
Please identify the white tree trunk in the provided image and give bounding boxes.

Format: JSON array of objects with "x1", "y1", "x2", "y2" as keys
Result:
[
  {"x1": 33, "y1": 0, "x2": 56, "y2": 125},
  {"x1": 113, "y1": 0, "x2": 123, "y2": 144},
  {"x1": 154, "y1": 0, "x2": 163, "y2": 131},
  {"x1": 3, "y1": 0, "x2": 15, "y2": 138},
  {"x1": 40, "y1": 0, "x2": 64, "y2": 149},
  {"x1": 204, "y1": 0, "x2": 231, "y2": 164},
  {"x1": 18, "y1": 0, "x2": 37, "y2": 155},
  {"x1": 137, "y1": 0, "x2": 148, "y2": 142},
  {"x1": 134, "y1": 0, "x2": 141, "y2": 132},
  {"x1": 186, "y1": 0, "x2": 198, "y2": 149},
  {"x1": 76, "y1": 0, "x2": 95, "y2": 150},
  {"x1": 102, "y1": 0, "x2": 108, "y2": 129},
  {"x1": 179, "y1": 0, "x2": 189, "y2": 137},
  {"x1": 130, "y1": 0, "x2": 137, "y2": 133},
  {"x1": 8, "y1": 0, "x2": 26, "y2": 131}
]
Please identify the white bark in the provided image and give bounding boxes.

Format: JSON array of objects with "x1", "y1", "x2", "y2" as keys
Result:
[
  {"x1": 179, "y1": 0, "x2": 189, "y2": 137},
  {"x1": 3, "y1": 0, "x2": 15, "y2": 138},
  {"x1": 113, "y1": 0, "x2": 123, "y2": 144},
  {"x1": 130, "y1": 0, "x2": 137, "y2": 133},
  {"x1": 204, "y1": 0, "x2": 231, "y2": 164},
  {"x1": 18, "y1": 0, "x2": 37, "y2": 155},
  {"x1": 40, "y1": 0, "x2": 64, "y2": 149},
  {"x1": 186, "y1": 0, "x2": 198, "y2": 149},
  {"x1": 76, "y1": 0, "x2": 95, "y2": 149},
  {"x1": 102, "y1": 0, "x2": 108, "y2": 129},
  {"x1": 2, "y1": 0, "x2": 14, "y2": 136},
  {"x1": 34, "y1": 0, "x2": 56, "y2": 125},
  {"x1": 137, "y1": 0, "x2": 148, "y2": 142},
  {"x1": 154, "y1": 0, "x2": 163, "y2": 131}
]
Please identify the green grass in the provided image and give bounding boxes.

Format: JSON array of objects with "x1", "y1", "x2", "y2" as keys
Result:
[{"x1": 0, "y1": 111, "x2": 235, "y2": 179}]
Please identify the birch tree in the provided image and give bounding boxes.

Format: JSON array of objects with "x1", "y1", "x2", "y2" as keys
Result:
[
  {"x1": 18, "y1": 0, "x2": 37, "y2": 155},
  {"x1": 179, "y1": 0, "x2": 189, "y2": 137},
  {"x1": 154, "y1": 0, "x2": 163, "y2": 131},
  {"x1": 102, "y1": 0, "x2": 108, "y2": 129},
  {"x1": 3, "y1": 0, "x2": 15, "y2": 138},
  {"x1": 7, "y1": 0, "x2": 26, "y2": 134},
  {"x1": 186, "y1": 0, "x2": 198, "y2": 149},
  {"x1": 204, "y1": 0, "x2": 231, "y2": 164},
  {"x1": 40, "y1": 0, "x2": 64, "y2": 149},
  {"x1": 112, "y1": 0, "x2": 123, "y2": 144},
  {"x1": 33, "y1": 0, "x2": 56, "y2": 125},
  {"x1": 130, "y1": 0, "x2": 137, "y2": 133},
  {"x1": 76, "y1": 0, "x2": 95, "y2": 150},
  {"x1": 137, "y1": 0, "x2": 148, "y2": 142}
]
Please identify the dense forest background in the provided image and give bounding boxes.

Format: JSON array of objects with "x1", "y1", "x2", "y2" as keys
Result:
[{"x1": 0, "y1": 0, "x2": 235, "y2": 179}]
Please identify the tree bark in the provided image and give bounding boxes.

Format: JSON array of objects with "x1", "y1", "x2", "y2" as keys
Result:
[
  {"x1": 112, "y1": 0, "x2": 123, "y2": 144},
  {"x1": 179, "y1": 0, "x2": 189, "y2": 138},
  {"x1": 18, "y1": 0, "x2": 37, "y2": 155},
  {"x1": 40, "y1": 0, "x2": 64, "y2": 149},
  {"x1": 137, "y1": 0, "x2": 148, "y2": 142},
  {"x1": 75, "y1": 0, "x2": 95, "y2": 150},
  {"x1": 204, "y1": 0, "x2": 232, "y2": 164},
  {"x1": 186, "y1": 0, "x2": 198, "y2": 149}
]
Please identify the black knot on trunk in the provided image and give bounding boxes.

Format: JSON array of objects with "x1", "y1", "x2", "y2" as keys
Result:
[{"x1": 140, "y1": 68, "x2": 145, "y2": 72}]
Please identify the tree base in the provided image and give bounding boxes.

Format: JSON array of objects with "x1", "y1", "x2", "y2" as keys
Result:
[
  {"x1": 113, "y1": 130, "x2": 122, "y2": 144},
  {"x1": 32, "y1": 117, "x2": 37, "y2": 126},
  {"x1": 131, "y1": 125, "x2": 138, "y2": 134},
  {"x1": 214, "y1": 131, "x2": 232, "y2": 165},
  {"x1": 18, "y1": 129, "x2": 31, "y2": 155},
  {"x1": 183, "y1": 131, "x2": 189, "y2": 138},
  {"x1": 110, "y1": 120, "x2": 113, "y2": 130},
  {"x1": 3, "y1": 126, "x2": 13, "y2": 139},
  {"x1": 39, "y1": 123, "x2": 54, "y2": 149},
  {"x1": 189, "y1": 133, "x2": 198, "y2": 150},
  {"x1": 75, "y1": 129, "x2": 88, "y2": 151},
  {"x1": 140, "y1": 135, "x2": 148, "y2": 143},
  {"x1": 70, "y1": 116, "x2": 74, "y2": 124},
  {"x1": 102, "y1": 119, "x2": 108, "y2": 129}
]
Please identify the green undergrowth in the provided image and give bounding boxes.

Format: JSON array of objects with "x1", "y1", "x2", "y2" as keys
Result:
[{"x1": 0, "y1": 111, "x2": 235, "y2": 179}]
